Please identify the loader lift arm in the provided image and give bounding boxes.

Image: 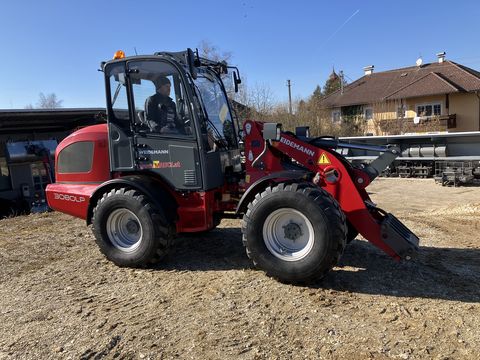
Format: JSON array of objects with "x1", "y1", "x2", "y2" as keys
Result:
[
  {"x1": 242, "y1": 121, "x2": 419, "y2": 261},
  {"x1": 307, "y1": 136, "x2": 400, "y2": 181}
]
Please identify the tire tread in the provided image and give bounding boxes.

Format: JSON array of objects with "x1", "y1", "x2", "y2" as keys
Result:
[
  {"x1": 241, "y1": 182, "x2": 347, "y2": 283},
  {"x1": 91, "y1": 187, "x2": 172, "y2": 267}
]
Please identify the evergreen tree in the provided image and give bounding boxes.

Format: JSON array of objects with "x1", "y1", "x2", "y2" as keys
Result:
[
  {"x1": 322, "y1": 69, "x2": 342, "y2": 97},
  {"x1": 297, "y1": 99, "x2": 307, "y2": 113},
  {"x1": 312, "y1": 85, "x2": 322, "y2": 100}
]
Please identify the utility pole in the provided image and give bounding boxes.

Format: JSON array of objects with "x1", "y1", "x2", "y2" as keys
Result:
[
  {"x1": 339, "y1": 70, "x2": 344, "y2": 94},
  {"x1": 287, "y1": 79, "x2": 292, "y2": 115}
]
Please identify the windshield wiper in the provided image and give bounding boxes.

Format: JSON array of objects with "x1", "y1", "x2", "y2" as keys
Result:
[
  {"x1": 112, "y1": 83, "x2": 123, "y2": 106},
  {"x1": 205, "y1": 118, "x2": 229, "y2": 149}
]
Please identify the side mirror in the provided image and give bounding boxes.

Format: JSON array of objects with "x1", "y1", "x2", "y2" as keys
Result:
[
  {"x1": 194, "y1": 48, "x2": 201, "y2": 67},
  {"x1": 233, "y1": 72, "x2": 239, "y2": 93},
  {"x1": 187, "y1": 48, "x2": 198, "y2": 80},
  {"x1": 233, "y1": 69, "x2": 242, "y2": 93}
]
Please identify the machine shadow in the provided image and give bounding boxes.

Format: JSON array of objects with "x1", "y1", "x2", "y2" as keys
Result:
[
  {"x1": 158, "y1": 227, "x2": 252, "y2": 272},
  {"x1": 157, "y1": 228, "x2": 480, "y2": 303},
  {"x1": 321, "y1": 240, "x2": 480, "y2": 303}
]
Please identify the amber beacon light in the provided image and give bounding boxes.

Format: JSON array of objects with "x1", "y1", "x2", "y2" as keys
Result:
[{"x1": 113, "y1": 50, "x2": 125, "y2": 59}]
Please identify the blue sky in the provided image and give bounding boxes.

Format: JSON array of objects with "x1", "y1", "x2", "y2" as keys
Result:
[{"x1": 1, "y1": 0, "x2": 480, "y2": 109}]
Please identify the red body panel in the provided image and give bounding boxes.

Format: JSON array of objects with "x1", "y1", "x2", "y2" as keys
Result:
[
  {"x1": 171, "y1": 184, "x2": 239, "y2": 232},
  {"x1": 46, "y1": 124, "x2": 111, "y2": 219},
  {"x1": 46, "y1": 183, "x2": 98, "y2": 219},
  {"x1": 54, "y1": 124, "x2": 111, "y2": 184},
  {"x1": 47, "y1": 124, "x2": 234, "y2": 233},
  {"x1": 174, "y1": 191, "x2": 215, "y2": 232}
]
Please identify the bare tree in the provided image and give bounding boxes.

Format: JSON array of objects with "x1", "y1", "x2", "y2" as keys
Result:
[
  {"x1": 197, "y1": 40, "x2": 240, "y2": 98},
  {"x1": 247, "y1": 82, "x2": 275, "y2": 120},
  {"x1": 197, "y1": 40, "x2": 232, "y2": 63},
  {"x1": 227, "y1": 71, "x2": 249, "y2": 107},
  {"x1": 37, "y1": 93, "x2": 63, "y2": 109}
]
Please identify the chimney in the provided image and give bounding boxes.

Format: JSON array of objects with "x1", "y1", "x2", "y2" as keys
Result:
[
  {"x1": 363, "y1": 65, "x2": 374, "y2": 75},
  {"x1": 437, "y1": 51, "x2": 446, "y2": 63}
]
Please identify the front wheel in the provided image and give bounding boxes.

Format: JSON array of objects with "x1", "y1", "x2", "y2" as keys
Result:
[
  {"x1": 92, "y1": 188, "x2": 172, "y2": 267},
  {"x1": 346, "y1": 220, "x2": 359, "y2": 243},
  {"x1": 242, "y1": 183, "x2": 347, "y2": 283}
]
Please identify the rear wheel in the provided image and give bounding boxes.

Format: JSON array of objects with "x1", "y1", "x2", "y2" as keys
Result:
[
  {"x1": 92, "y1": 188, "x2": 172, "y2": 267},
  {"x1": 242, "y1": 183, "x2": 347, "y2": 284}
]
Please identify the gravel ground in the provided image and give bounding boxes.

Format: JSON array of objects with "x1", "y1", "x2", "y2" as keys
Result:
[{"x1": 0, "y1": 178, "x2": 479, "y2": 359}]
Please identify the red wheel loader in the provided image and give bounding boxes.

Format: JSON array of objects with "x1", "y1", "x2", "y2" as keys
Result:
[{"x1": 46, "y1": 49, "x2": 418, "y2": 283}]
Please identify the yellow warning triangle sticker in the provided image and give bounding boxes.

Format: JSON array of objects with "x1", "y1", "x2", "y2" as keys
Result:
[{"x1": 318, "y1": 153, "x2": 331, "y2": 165}]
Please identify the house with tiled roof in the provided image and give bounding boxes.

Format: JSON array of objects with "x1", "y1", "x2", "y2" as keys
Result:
[{"x1": 320, "y1": 52, "x2": 480, "y2": 135}]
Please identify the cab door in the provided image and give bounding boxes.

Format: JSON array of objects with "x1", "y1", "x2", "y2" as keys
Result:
[
  {"x1": 192, "y1": 70, "x2": 242, "y2": 189},
  {"x1": 106, "y1": 62, "x2": 135, "y2": 171},
  {"x1": 125, "y1": 60, "x2": 202, "y2": 190}
]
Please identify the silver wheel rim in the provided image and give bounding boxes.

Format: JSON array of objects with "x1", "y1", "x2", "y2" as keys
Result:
[
  {"x1": 106, "y1": 209, "x2": 143, "y2": 252},
  {"x1": 263, "y1": 208, "x2": 315, "y2": 261}
]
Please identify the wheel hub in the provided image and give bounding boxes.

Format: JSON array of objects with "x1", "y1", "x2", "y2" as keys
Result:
[
  {"x1": 126, "y1": 219, "x2": 140, "y2": 234},
  {"x1": 262, "y1": 208, "x2": 315, "y2": 261},
  {"x1": 282, "y1": 222, "x2": 302, "y2": 241},
  {"x1": 106, "y1": 208, "x2": 143, "y2": 252}
]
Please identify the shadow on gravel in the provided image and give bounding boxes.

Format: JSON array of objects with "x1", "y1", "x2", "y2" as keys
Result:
[
  {"x1": 159, "y1": 227, "x2": 251, "y2": 272},
  {"x1": 157, "y1": 228, "x2": 479, "y2": 303},
  {"x1": 322, "y1": 240, "x2": 480, "y2": 303}
]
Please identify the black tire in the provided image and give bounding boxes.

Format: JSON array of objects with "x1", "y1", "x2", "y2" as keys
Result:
[
  {"x1": 242, "y1": 183, "x2": 347, "y2": 284},
  {"x1": 91, "y1": 187, "x2": 172, "y2": 267},
  {"x1": 346, "y1": 220, "x2": 359, "y2": 244}
]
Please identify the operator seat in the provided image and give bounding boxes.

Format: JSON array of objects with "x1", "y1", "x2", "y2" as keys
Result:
[{"x1": 136, "y1": 110, "x2": 150, "y2": 131}]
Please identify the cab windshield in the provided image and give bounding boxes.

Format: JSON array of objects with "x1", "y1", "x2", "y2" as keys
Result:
[{"x1": 193, "y1": 71, "x2": 236, "y2": 148}]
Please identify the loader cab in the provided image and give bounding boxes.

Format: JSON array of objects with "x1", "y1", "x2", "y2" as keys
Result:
[{"x1": 103, "y1": 50, "x2": 242, "y2": 191}]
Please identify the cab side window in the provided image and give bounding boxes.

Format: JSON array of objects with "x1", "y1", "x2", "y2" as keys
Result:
[
  {"x1": 128, "y1": 61, "x2": 193, "y2": 137},
  {"x1": 193, "y1": 71, "x2": 237, "y2": 150},
  {"x1": 107, "y1": 64, "x2": 130, "y2": 132}
]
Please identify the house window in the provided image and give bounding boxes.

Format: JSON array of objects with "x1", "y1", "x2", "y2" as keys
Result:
[
  {"x1": 416, "y1": 103, "x2": 441, "y2": 117},
  {"x1": 332, "y1": 110, "x2": 341, "y2": 122},
  {"x1": 364, "y1": 107, "x2": 373, "y2": 120}
]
